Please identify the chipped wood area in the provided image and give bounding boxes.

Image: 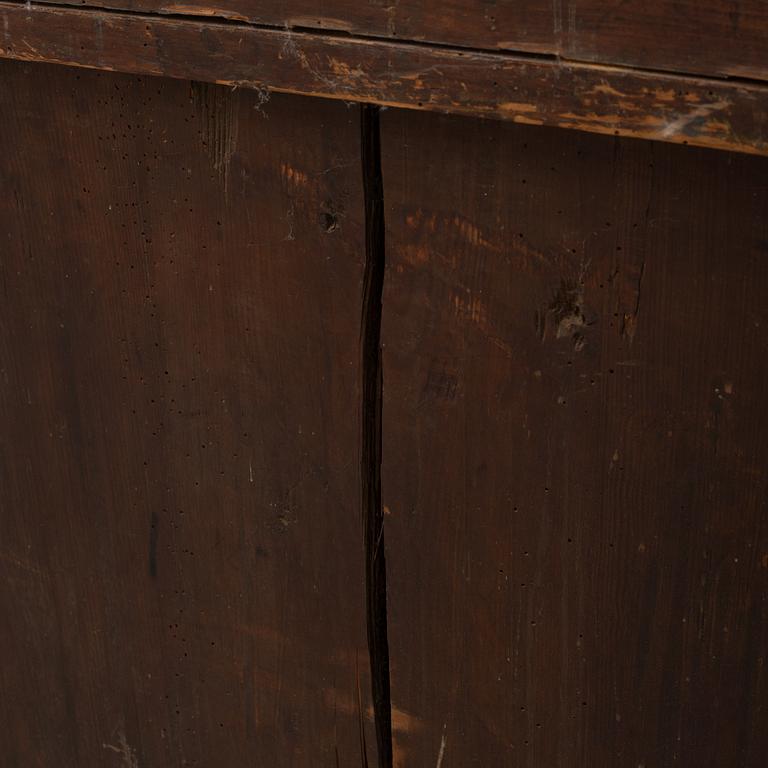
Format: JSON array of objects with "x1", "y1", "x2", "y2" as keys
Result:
[{"x1": 1, "y1": 2, "x2": 767, "y2": 155}]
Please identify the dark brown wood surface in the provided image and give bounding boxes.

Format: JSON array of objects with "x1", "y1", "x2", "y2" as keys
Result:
[
  {"x1": 35, "y1": 0, "x2": 768, "y2": 82},
  {"x1": 380, "y1": 109, "x2": 768, "y2": 766},
  {"x1": 2, "y1": 3, "x2": 768, "y2": 157},
  {"x1": 0, "y1": 59, "x2": 376, "y2": 766}
]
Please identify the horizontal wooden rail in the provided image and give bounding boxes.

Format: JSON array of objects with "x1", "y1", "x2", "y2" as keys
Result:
[
  {"x1": 29, "y1": 0, "x2": 768, "y2": 83},
  {"x1": 1, "y1": 2, "x2": 767, "y2": 154}
]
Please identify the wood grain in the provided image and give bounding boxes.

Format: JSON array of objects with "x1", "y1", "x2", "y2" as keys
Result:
[
  {"x1": 1, "y1": 3, "x2": 768, "y2": 155},
  {"x1": 0, "y1": 59, "x2": 376, "y2": 766},
  {"x1": 380, "y1": 109, "x2": 768, "y2": 767},
  {"x1": 33, "y1": 0, "x2": 768, "y2": 81}
]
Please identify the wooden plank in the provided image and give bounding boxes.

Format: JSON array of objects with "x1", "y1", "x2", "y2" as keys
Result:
[
  {"x1": 32, "y1": 0, "x2": 768, "y2": 82},
  {"x1": 380, "y1": 109, "x2": 768, "y2": 766},
  {"x1": 0, "y1": 58, "x2": 375, "y2": 766},
  {"x1": 0, "y1": 5, "x2": 767, "y2": 156}
]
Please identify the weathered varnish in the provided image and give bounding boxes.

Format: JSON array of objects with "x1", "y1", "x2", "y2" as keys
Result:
[
  {"x1": 1, "y1": 3, "x2": 767, "y2": 156},
  {"x1": 381, "y1": 109, "x2": 768, "y2": 767},
  {"x1": 0, "y1": 60, "x2": 376, "y2": 766},
  {"x1": 1, "y1": 2, "x2": 767, "y2": 767}
]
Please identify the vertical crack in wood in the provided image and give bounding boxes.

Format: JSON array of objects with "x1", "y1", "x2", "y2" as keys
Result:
[{"x1": 360, "y1": 103, "x2": 393, "y2": 768}]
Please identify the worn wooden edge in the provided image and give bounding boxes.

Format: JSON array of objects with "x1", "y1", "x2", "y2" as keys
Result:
[
  {"x1": 27, "y1": 0, "x2": 768, "y2": 84},
  {"x1": 1, "y1": 2, "x2": 767, "y2": 155}
]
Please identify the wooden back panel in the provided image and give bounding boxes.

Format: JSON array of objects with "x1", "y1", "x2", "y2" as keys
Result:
[
  {"x1": 381, "y1": 109, "x2": 768, "y2": 767},
  {"x1": 0, "y1": 60, "x2": 375, "y2": 767}
]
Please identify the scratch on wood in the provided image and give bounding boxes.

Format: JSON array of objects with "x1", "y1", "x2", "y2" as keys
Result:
[
  {"x1": 660, "y1": 101, "x2": 730, "y2": 139},
  {"x1": 102, "y1": 729, "x2": 139, "y2": 768},
  {"x1": 567, "y1": 1, "x2": 576, "y2": 36},
  {"x1": 148, "y1": 510, "x2": 158, "y2": 579},
  {"x1": 621, "y1": 257, "x2": 645, "y2": 341},
  {"x1": 286, "y1": 15, "x2": 356, "y2": 33},
  {"x1": 191, "y1": 81, "x2": 239, "y2": 189},
  {"x1": 159, "y1": 4, "x2": 250, "y2": 21},
  {"x1": 553, "y1": 0, "x2": 562, "y2": 35},
  {"x1": 355, "y1": 653, "x2": 369, "y2": 768},
  {"x1": 0, "y1": 550, "x2": 42, "y2": 578},
  {"x1": 435, "y1": 724, "x2": 447, "y2": 768},
  {"x1": 590, "y1": 82, "x2": 627, "y2": 98}
]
